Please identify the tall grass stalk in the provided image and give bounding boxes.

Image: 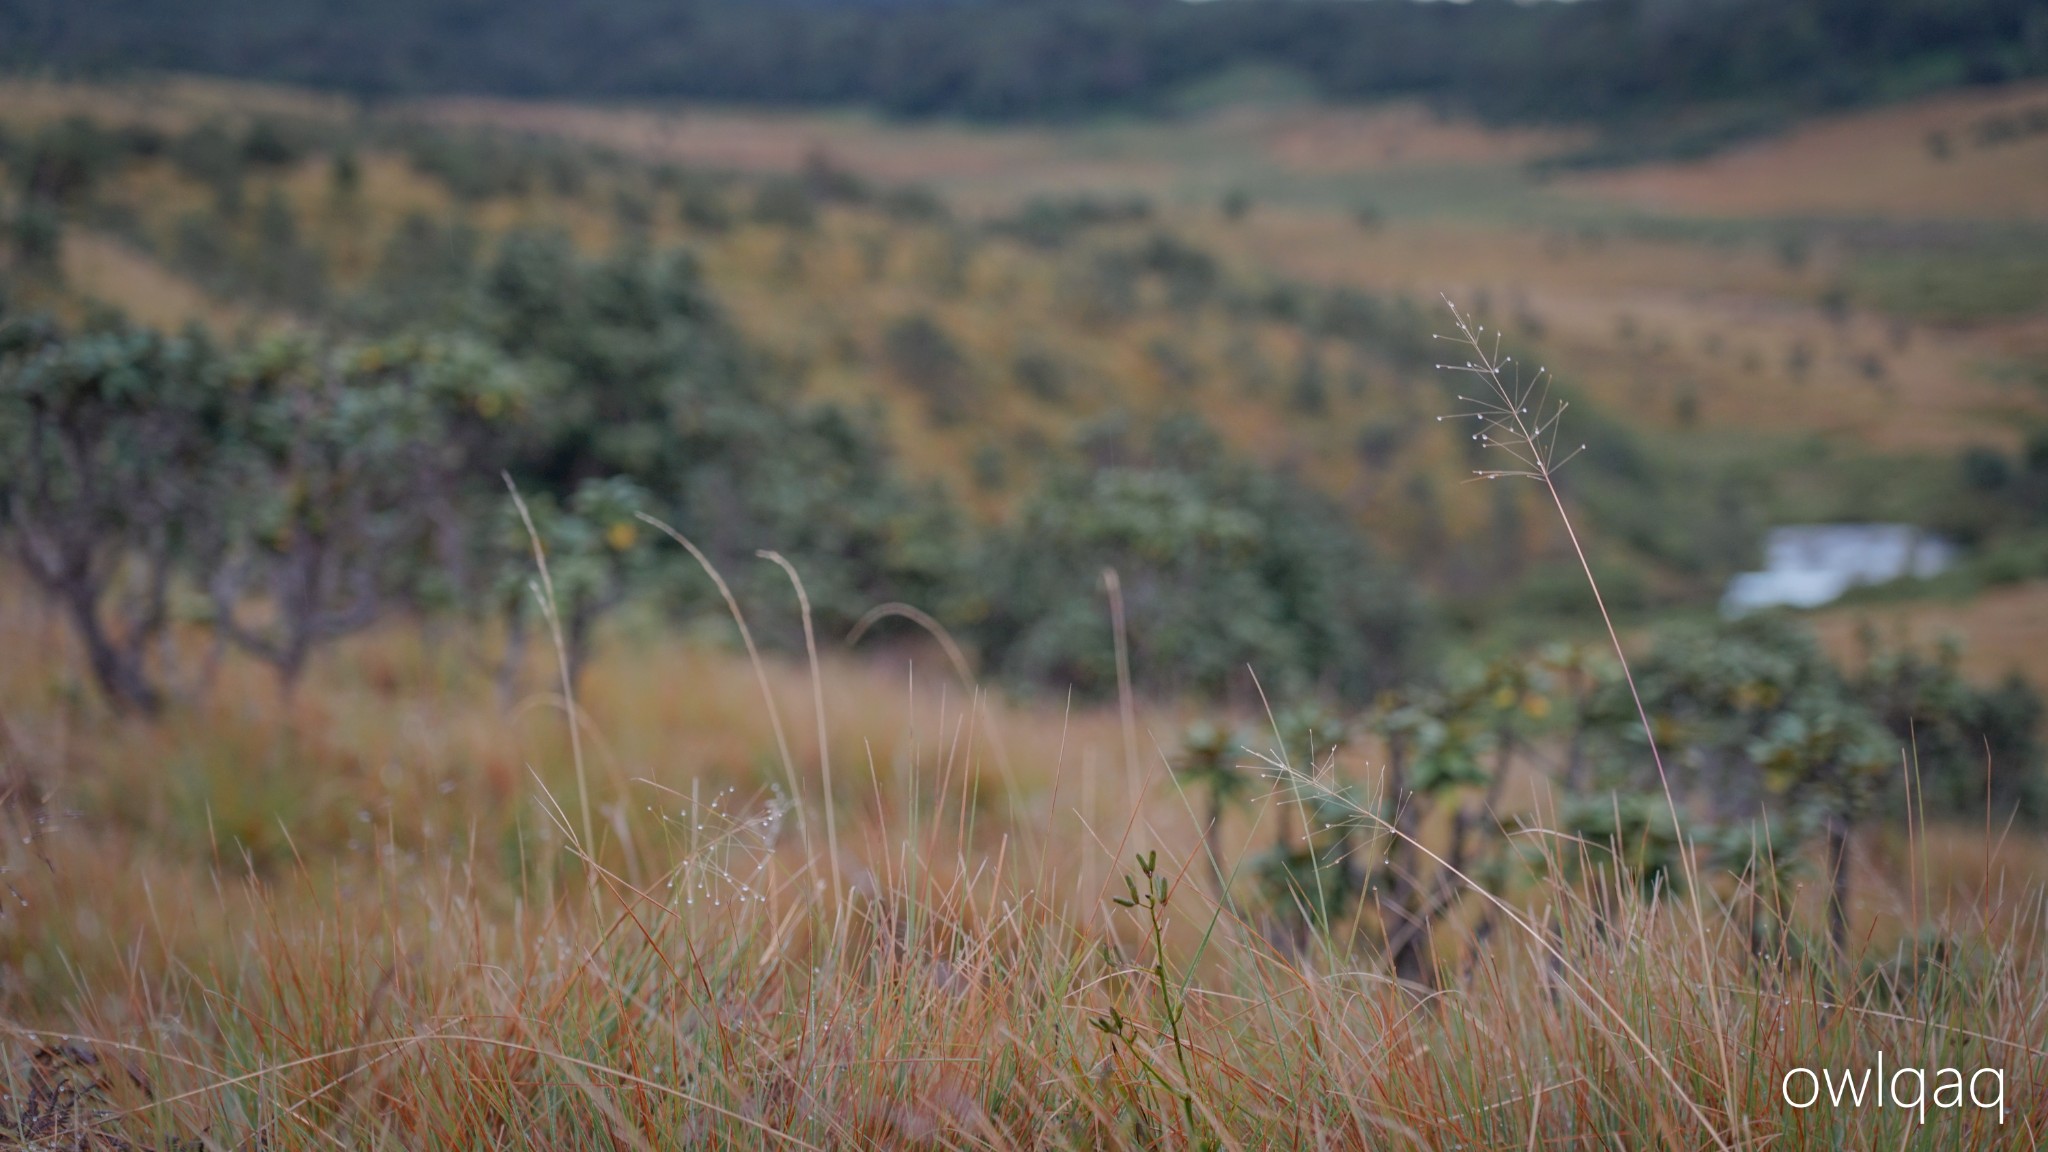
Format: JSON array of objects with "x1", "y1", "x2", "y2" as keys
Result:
[
  {"x1": 1433, "y1": 299, "x2": 1743, "y2": 1137},
  {"x1": 507, "y1": 476, "x2": 596, "y2": 867},
  {"x1": 761, "y1": 549, "x2": 842, "y2": 899},
  {"x1": 638, "y1": 511, "x2": 812, "y2": 860}
]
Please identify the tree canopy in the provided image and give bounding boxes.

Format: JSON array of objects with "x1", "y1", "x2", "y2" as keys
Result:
[{"x1": 5, "y1": 0, "x2": 2041, "y2": 131}]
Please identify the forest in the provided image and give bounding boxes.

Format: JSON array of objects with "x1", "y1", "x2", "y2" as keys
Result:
[{"x1": 5, "y1": 0, "x2": 2046, "y2": 139}]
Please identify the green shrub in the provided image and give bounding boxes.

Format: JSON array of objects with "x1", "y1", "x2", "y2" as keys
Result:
[
  {"x1": 1855, "y1": 636, "x2": 2046, "y2": 821},
  {"x1": 883, "y1": 313, "x2": 975, "y2": 425},
  {"x1": 972, "y1": 418, "x2": 1427, "y2": 701},
  {"x1": 750, "y1": 178, "x2": 816, "y2": 230}
]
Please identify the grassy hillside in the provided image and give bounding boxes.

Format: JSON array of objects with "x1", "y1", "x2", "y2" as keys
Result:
[
  {"x1": 8, "y1": 75, "x2": 2045, "y2": 638},
  {"x1": 3, "y1": 74, "x2": 2048, "y2": 1150}
]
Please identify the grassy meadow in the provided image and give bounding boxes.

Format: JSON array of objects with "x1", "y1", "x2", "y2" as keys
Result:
[
  {"x1": 1, "y1": 69, "x2": 2047, "y2": 1149},
  {"x1": 2, "y1": 567, "x2": 2044, "y2": 1149}
]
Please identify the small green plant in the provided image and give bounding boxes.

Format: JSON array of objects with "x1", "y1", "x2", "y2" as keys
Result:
[
  {"x1": 1709, "y1": 814, "x2": 1810, "y2": 971},
  {"x1": 1094, "y1": 850, "x2": 1202, "y2": 1138},
  {"x1": 1555, "y1": 792, "x2": 1693, "y2": 903},
  {"x1": 1174, "y1": 722, "x2": 1250, "y2": 901},
  {"x1": 491, "y1": 475, "x2": 650, "y2": 702},
  {"x1": 1249, "y1": 704, "x2": 1366, "y2": 947}
]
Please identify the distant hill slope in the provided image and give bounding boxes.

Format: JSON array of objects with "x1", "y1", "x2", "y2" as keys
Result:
[
  {"x1": 3, "y1": 0, "x2": 2043, "y2": 130},
  {"x1": 7, "y1": 74, "x2": 2039, "y2": 624}
]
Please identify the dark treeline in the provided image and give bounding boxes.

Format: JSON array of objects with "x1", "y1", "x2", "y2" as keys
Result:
[{"x1": 3, "y1": 0, "x2": 2043, "y2": 130}]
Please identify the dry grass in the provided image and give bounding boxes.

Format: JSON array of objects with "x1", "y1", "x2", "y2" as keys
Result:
[
  {"x1": 403, "y1": 96, "x2": 1575, "y2": 214},
  {"x1": 402, "y1": 86, "x2": 2048, "y2": 457},
  {"x1": 1210, "y1": 213, "x2": 2048, "y2": 452},
  {"x1": 1568, "y1": 81, "x2": 2048, "y2": 222},
  {"x1": 0, "y1": 74, "x2": 353, "y2": 136},
  {"x1": 55, "y1": 230, "x2": 253, "y2": 334},
  {"x1": 1812, "y1": 579, "x2": 2048, "y2": 689},
  {"x1": 1, "y1": 558, "x2": 2044, "y2": 1148}
]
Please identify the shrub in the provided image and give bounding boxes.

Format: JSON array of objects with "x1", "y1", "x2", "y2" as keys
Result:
[
  {"x1": 240, "y1": 119, "x2": 302, "y2": 168},
  {"x1": 879, "y1": 184, "x2": 948, "y2": 224},
  {"x1": 1854, "y1": 636, "x2": 2046, "y2": 821},
  {"x1": 1133, "y1": 232, "x2": 1217, "y2": 310},
  {"x1": 750, "y1": 178, "x2": 816, "y2": 230},
  {"x1": 972, "y1": 418, "x2": 1427, "y2": 701},
  {"x1": 170, "y1": 122, "x2": 247, "y2": 213},
  {"x1": 987, "y1": 194, "x2": 1151, "y2": 251},
  {"x1": 0, "y1": 315, "x2": 226, "y2": 713},
  {"x1": 1012, "y1": 348, "x2": 1068, "y2": 404},
  {"x1": 7, "y1": 200, "x2": 62, "y2": 272},
  {"x1": 883, "y1": 313, "x2": 975, "y2": 425},
  {"x1": 13, "y1": 116, "x2": 122, "y2": 205},
  {"x1": 678, "y1": 182, "x2": 732, "y2": 232}
]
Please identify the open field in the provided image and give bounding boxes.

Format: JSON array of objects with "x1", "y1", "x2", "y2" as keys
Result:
[
  {"x1": 411, "y1": 80, "x2": 2048, "y2": 222},
  {"x1": 2, "y1": 73, "x2": 2039, "y2": 632},
  {"x1": 11, "y1": 74, "x2": 2045, "y2": 462}
]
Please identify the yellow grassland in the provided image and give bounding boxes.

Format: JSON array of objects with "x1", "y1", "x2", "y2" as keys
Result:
[
  {"x1": 1570, "y1": 80, "x2": 2048, "y2": 222},
  {"x1": 1813, "y1": 580, "x2": 2048, "y2": 690}
]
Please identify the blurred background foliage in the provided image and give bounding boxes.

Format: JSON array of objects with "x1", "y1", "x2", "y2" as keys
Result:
[
  {"x1": 1, "y1": 95, "x2": 2041, "y2": 799},
  {"x1": 4, "y1": 0, "x2": 2043, "y2": 140}
]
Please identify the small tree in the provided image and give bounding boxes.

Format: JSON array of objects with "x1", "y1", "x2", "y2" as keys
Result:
[
  {"x1": 1363, "y1": 662, "x2": 1525, "y2": 991},
  {"x1": 976, "y1": 422, "x2": 1425, "y2": 702},
  {"x1": 1250, "y1": 704, "x2": 1359, "y2": 955},
  {"x1": 883, "y1": 314, "x2": 975, "y2": 426},
  {"x1": 1748, "y1": 692, "x2": 1893, "y2": 959},
  {"x1": 1532, "y1": 641, "x2": 1621, "y2": 792},
  {"x1": 1552, "y1": 791, "x2": 1695, "y2": 933},
  {"x1": 1708, "y1": 812, "x2": 1806, "y2": 970},
  {"x1": 0, "y1": 316, "x2": 222, "y2": 715},
  {"x1": 204, "y1": 336, "x2": 527, "y2": 696},
  {"x1": 492, "y1": 476, "x2": 650, "y2": 703},
  {"x1": 1852, "y1": 632, "x2": 2045, "y2": 822},
  {"x1": 1586, "y1": 618, "x2": 1892, "y2": 961},
  {"x1": 7, "y1": 200, "x2": 63, "y2": 275}
]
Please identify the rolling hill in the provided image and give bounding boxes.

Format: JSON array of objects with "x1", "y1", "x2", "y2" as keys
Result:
[{"x1": 4, "y1": 72, "x2": 2047, "y2": 682}]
